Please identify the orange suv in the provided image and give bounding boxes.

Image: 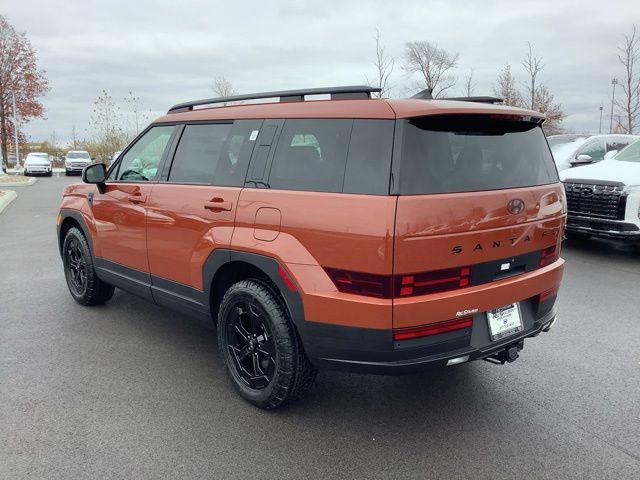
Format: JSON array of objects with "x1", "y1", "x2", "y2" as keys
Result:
[{"x1": 57, "y1": 86, "x2": 565, "y2": 409}]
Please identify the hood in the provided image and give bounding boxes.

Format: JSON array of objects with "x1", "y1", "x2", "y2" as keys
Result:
[
  {"x1": 66, "y1": 158, "x2": 91, "y2": 163},
  {"x1": 559, "y1": 159, "x2": 640, "y2": 185}
]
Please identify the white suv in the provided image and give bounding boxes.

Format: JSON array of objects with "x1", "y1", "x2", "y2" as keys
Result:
[
  {"x1": 560, "y1": 139, "x2": 640, "y2": 241},
  {"x1": 64, "y1": 151, "x2": 92, "y2": 176},
  {"x1": 550, "y1": 134, "x2": 639, "y2": 171},
  {"x1": 23, "y1": 152, "x2": 52, "y2": 176}
]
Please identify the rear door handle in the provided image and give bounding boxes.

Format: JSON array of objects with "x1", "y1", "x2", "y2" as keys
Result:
[
  {"x1": 128, "y1": 194, "x2": 147, "y2": 204},
  {"x1": 204, "y1": 197, "x2": 233, "y2": 212}
]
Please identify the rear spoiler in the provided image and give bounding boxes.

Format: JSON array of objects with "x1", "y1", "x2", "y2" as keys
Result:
[{"x1": 411, "y1": 89, "x2": 504, "y2": 104}]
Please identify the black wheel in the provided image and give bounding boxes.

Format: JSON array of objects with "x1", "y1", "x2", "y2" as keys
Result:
[
  {"x1": 217, "y1": 280, "x2": 317, "y2": 409},
  {"x1": 47, "y1": 171, "x2": 52, "y2": 177},
  {"x1": 63, "y1": 227, "x2": 115, "y2": 305},
  {"x1": 65, "y1": 170, "x2": 70, "y2": 176},
  {"x1": 23, "y1": 171, "x2": 29, "y2": 177}
]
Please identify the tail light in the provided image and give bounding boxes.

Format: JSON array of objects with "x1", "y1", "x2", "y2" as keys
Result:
[
  {"x1": 324, "y1": 268, "x2": 392, "y2": 298},
  {"x1": 325, "y1": 266, "x2": 471, "y2": 299},
  {"x1": 395, "y1": 266, "x2": 471, "y2": 297},
  {"x1": 393, "y1": 316, "x2": 473, "y2": 341},
  {"x1": 540, "y1": 244, "x2": 560, "y2": 267}
]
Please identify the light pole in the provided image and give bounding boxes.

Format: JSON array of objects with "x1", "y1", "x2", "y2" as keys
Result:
[
  {"x1": 609, "y1": 78, "x2": 618, "y2": 134},
  {"x1": 11, "y1": 91, "x2": 21, "y2": 169},
  {"x1": 599, "y1": 106, "x2": 603, "y2": 134}
]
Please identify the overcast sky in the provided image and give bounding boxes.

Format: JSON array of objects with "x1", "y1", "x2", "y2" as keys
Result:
[{"x1": 4, "y1": 0, "x2": 639, "y2": 143}]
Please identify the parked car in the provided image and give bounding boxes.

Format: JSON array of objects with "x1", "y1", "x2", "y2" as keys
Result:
[
  {"x1": 57, "y1": 86, "x2": 565, "y2": 409},
  {"x1": 64, "y1": 150, "x2": 92, "y2": 176},
  {"x1": 109, "y1": 151, "x2": 122, "y2": 167},
  {"x1": 560, "y1": 138, "x2": 640, "y2": 241},
  {"x1": 23, "y1": 152, "x2": 52, "y2": 176},
  {"x1": 549, "y1": 134, "x2": 639, "y2": 171}
]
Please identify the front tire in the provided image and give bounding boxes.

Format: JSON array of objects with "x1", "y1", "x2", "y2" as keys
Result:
[
  {"x1": 217, "y1": 280, "x2": 317, "y2": 409},
  {"x1": 63, "y1": 227, "x2": 115, "y2": 305}
]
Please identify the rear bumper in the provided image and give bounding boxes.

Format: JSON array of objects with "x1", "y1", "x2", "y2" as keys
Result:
[
  {"x1": 566, "y1": 214, "x2": 640, "y2": 240},
  {"x1": 300, "y1": 300, "x2": 557, "y2": 374}
]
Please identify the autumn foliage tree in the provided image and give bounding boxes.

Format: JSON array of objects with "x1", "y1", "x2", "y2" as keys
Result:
[{"x1": 0, "y1": 15, "x2": 49, "y2": 168}]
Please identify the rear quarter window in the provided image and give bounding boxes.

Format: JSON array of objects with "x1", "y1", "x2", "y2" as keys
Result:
[
  {"x1": 394, "y1": 115, "x2": 558, "y2": 195},
  {"x1": 267, "y1": 119, "x2": 394, "y2": 194}
]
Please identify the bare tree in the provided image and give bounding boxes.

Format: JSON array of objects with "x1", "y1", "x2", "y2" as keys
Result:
[
  {"x1": 534, "y1": 85, "x2": 564, "y2": 135},
  {"x1": 366, "y1": 29, "x2": 394, "y2": 98},
  {"x1": 493, "y1": 64, "x2": 523, "y2": 106},
  {"x1": 90, "y1": 89, "x2": 127, "y2": 162},
  {"x1": 522, "y1": 42, "x2": 544, "y2": 110},
  {"x1": 212, "y1": 76, "x2": 238, "y2": 105},
  {"x1": 124, "y1": 91, "x2": 151, "y2": 139},
  {"x1": 615, "y1": 25, "x2": 640, "y2": 134},
  {"x1": 463, "y1": 68, "x2": 476, "y2": 96},
  {"x1": 403, "y1": 41, "x2": 459, "y2": 97}
]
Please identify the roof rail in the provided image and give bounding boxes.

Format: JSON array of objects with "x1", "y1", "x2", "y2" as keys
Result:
[
  {"x1": 167, "y1": 85, "x2": 381, "y2": 113},
  {"x1": 441, "y1": 96, "x2": 504, "y2": 104}
]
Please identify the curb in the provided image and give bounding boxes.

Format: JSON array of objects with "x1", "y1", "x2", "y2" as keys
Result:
[
  {"x1": 0, "y1": 190, "x2": 18, "y2": 215},
  {"x1": 0, "y1": 177, "x2": 37, "y2": 187}
]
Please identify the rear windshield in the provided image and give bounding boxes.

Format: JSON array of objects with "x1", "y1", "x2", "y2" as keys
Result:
[{"x1": 395, "y1": 115, "x2": 558, "y2": 194}]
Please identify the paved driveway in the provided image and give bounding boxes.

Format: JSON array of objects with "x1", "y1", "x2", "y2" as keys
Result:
[{"x1": 1, "y1": 176, "x2": 639, "y2": 479}]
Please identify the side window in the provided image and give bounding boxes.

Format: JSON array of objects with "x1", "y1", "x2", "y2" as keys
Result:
[
  {"x1": 114, "y1": 126, "x2": 175, "y2": 181},
  {"x1": 606, "y1": 138, "x2": 631, "y2": 153},
  {"x1": 343, "y1": 120, "x2": 394, "y2": 194},
  {"x1": 215, "y1": 119, "x2": 263, "y2": 186},
  {"x1": 269, "y1": 119, "x2": 352, "y2": 192},
  {"x1": 169, "y1": 123, "x2": 232, "y2": 184},
  {"x1": 577, "y1": 139, "x2": 605, "y2": 162}
]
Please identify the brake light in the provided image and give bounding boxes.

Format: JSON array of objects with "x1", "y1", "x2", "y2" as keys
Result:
[
  {"x1": 538, "y1": 284, "x2": 560, "y2": 303},
  {"x1": 393, "y1": 316, "x2": 473, "y2": 341},
  {"x1": 324, "y1": 268, "x2": 392, "y2": 298},
  {"x1": 325, "y1": 266, "x2": 472, "y2": 299},
  {"x1": 540, "y1": 244, "x2": 559, "y2": 267},
  {"x1": 395, "y1": 266, "x2": 471, "y2": 297}
]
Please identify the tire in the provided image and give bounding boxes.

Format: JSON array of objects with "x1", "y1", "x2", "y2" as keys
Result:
[
  {"x1": 62, "y1": 227, "x2": 115, "y2": 305},
  {"x1": 47, "y1": 171, "x2": 52, "y2": 177},
  {"x1": 65, "y1": 170, "x2": 70, "y2": 176},
  {"x1": 23, "y1": 171, "x2": 29, "y2": 177},
  {"x1": 217, "y1": 280, "x2": 317, "y2": 409}
]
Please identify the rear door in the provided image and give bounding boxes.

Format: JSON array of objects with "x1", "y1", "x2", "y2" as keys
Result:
[
  {"x1": 391, "y1": 114, "x2": 565, "y2": 329},
  {"x1": 146, "y1": 120, "x2": 261, "y2": 298}
]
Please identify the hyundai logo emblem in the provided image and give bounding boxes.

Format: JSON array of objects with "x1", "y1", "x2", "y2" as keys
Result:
[
  {"x1": 507, "y1": 198, "x2": 525, "y2": 215},
  {"x1": 581, "y1": 187, "x2": 594, "y2": 195}
]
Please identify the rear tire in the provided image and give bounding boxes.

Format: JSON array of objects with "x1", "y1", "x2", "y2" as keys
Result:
[
  {"x1": 62, "y1": 227, "x2": 115, "y2": 305},
  {"x1": 217, "y1": 280, "x2": 317, "y2": 409}
]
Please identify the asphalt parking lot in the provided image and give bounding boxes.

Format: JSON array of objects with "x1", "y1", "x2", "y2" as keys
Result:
[{"x1": 1, "y1": 176, "x2": 639, "y2": 479}]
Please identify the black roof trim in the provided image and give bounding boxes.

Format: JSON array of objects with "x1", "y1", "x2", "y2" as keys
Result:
[
  {"x1": 167, "y1": 86, "x2": 381, "y2": 113},
  {"x1": 441, "y1": 96, "x2": 504, "y2": 104}
]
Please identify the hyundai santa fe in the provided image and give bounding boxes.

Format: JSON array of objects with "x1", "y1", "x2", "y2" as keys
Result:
[{"x1": 57, "y1": 86, "x2": 565, "y2": 409}]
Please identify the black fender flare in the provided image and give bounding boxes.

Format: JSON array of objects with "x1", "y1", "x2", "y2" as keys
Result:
[
  {"x1": 57, "y1": 209, "x2": 94, "y2": 258},
  {"x1": 203, "y1": 249, "x2": 306, "y2": 328}
]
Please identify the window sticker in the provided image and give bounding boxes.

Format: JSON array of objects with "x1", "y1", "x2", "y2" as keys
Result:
[{"x1": 249, "y1": 130, "x2": 259, "y2": 141}]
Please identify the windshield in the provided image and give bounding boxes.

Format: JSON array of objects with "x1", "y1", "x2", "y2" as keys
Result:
[
  {"x1": 395, "y1": 115, "x2": 559, "y2": 194},
  {"x1": 615, "y1": 139, "x2": 640, "y2": 163},
  {"x1": 67, "y1": 152, "x2": 90, "y2": 159}
]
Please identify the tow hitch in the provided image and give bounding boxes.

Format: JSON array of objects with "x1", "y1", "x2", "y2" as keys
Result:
[{"x1": 484, "y1": 340, "x2": 524, "y2": 365}]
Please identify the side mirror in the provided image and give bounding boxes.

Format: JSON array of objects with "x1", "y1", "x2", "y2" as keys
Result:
[
  {"x1": 604, "y1": 150, "x2": 617, "y2": 160},
  {"x1": 91, "y1": 157, "x2": 96, "y2": 161},
  {"x1": 82, "y1": 163, "x2": 107, "y2": 193},
  {"x1": 571, "y1": 154, "x2": 593, "y2": 165}
]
